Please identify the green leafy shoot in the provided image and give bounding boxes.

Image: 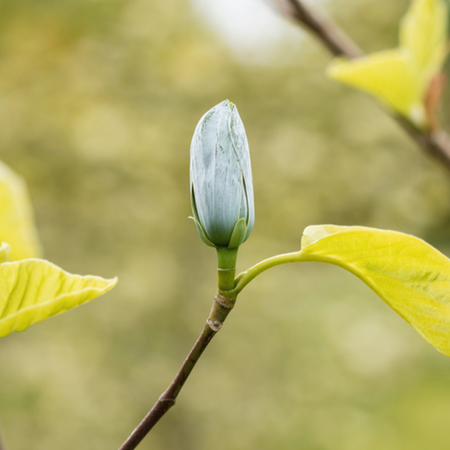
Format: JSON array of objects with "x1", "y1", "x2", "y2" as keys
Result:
[
  {"x1": 327, "y1": 0, "x2": 448, "y2": 128},
  {"x1": 0, "y1": 258, "x2": 117, "y2": 337},
  {"x1": 235, "y1": 225, "x2": 450, "y2": 356}
]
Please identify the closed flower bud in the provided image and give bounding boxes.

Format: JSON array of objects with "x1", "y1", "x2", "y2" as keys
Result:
[{"x1": 190, "y1": 100, "x2": 255, "y2": 249}]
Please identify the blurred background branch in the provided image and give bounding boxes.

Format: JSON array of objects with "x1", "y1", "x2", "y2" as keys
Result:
[
  {"x1": 272, "y1": 0, "x2": 363, "y2": 57},
  {"x1": 274, "y1": 0, "x2": 450, "y2": 171}
]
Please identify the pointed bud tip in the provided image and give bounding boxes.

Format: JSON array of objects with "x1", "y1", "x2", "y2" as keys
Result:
[{"x1": 219, "y1": 99, "x2": 235, "y2": 110}]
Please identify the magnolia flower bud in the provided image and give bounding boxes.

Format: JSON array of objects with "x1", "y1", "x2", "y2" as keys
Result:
[{"x1": 190, "y1": 100, "x2": 255, "y2": 249}]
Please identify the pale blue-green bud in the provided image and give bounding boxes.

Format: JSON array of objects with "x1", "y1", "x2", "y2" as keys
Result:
[{"x1": 190, "y1": 100, "x2": 255, "y2": 249}]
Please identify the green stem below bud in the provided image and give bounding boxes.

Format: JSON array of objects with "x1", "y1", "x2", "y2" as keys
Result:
[{"x1": 216, "y1": 247, "x2": 239, "y2": 296}]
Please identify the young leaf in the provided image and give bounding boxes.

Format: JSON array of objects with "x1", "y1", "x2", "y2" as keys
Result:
[
  {"x1": 327, "y1": 50, "x2": 423, "y2": 121},
  {"x1": 327, "y1": 0, "x2": 448, "y2": 127},
  {"x1": 400, "y1": 0, "x2": 448, "y2": 71},
  {"x1": 300, "y1": 225, "x2": 450, "y2": 356},
  {"x1": 0, "y1": 259, "x2": 117, "y2": 337},
  {"x1": 0, "y1": 161, "x2": 42, "y2": 261}
]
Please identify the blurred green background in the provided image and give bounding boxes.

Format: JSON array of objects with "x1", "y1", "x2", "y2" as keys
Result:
[{"x1": 1, "y1": 0, "x2": 450, "y2": 449}]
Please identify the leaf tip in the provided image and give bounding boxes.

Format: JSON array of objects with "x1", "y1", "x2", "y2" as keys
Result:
[{"x1": 107, "y1": 276, "x2": 119, "y2": 289}]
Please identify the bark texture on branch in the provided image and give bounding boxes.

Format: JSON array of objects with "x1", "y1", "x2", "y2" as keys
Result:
[{"x1": 118, "y1": 292, "x2": 235, "y2": 450}]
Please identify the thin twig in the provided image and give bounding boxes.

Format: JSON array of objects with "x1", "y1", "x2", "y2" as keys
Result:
[
  {"x1": 273, "y1": 0, "x2": 362, "y2": 57},
  {"x1": 118, "y1": 294, "x2": 235, "y2": 450},
  {"x1": 118, "y1": 325, "x2": 216, "y2": 450},
  {"x1": 274, "y1": 0, "x2": 450, "y2": 170}
]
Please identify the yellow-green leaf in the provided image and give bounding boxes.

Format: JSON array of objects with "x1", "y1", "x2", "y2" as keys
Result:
[
  {"x1": 327, "y1": 50, "x2": 422, "y2": 121},
  {"x1": 0, "y1": 259, "x2": 117, "y2": 337},
  {"x1": 299, "y1": 225, "x2": 450, "y2": 356},
  {"x1": 327, "y1": 0, "x2": 448, "y2": 127},
  {"x1": 0, "y1": 161, "x2": 42, "y2": 261},
  {"x1": 400, "y1": 0, "x2": 448, "y2": 71}
]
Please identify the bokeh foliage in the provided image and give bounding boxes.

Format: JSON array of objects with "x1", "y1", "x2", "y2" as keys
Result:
[{"x1": 1, "y1": 0, "x2": 450, "y2": 449}]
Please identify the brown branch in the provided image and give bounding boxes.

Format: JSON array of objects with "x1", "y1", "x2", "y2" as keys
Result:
[
  {"x1": 274, "y1": 0, "x2": 362, "y2": 57},
  {"x1": 118, "y1": 294, "x2": 235, "y2": 450},
  {"x1": 274, "y1": 0, "x2": 450, "y2": 170}
]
